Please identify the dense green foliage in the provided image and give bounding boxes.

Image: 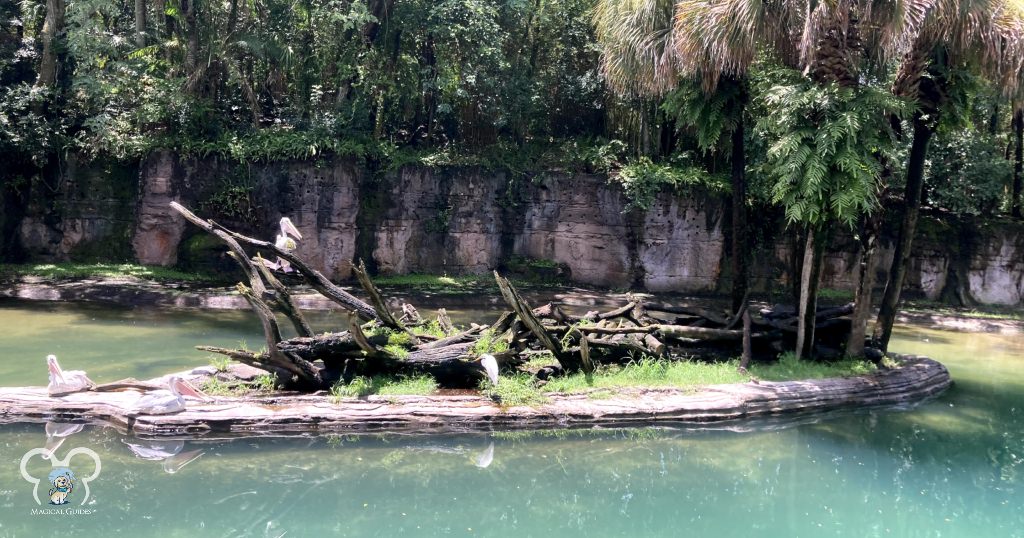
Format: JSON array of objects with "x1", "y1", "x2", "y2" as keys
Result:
[
  {"x1": 754, "y1": 68, "x2": 907, "y2": 227},
  {"x1": 2, "y1": 0, "x2": 608, "y2": 159},
  {"x1": 0, "y1": 0, "x2": 1020, "y2": 219}
]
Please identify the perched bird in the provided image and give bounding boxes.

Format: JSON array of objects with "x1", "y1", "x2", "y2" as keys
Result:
[
  {"x1": 479, "y1": 353, "x2": 500, "y2": 386},
  {"x1": 262, "y1": 216, "x2": 303, "y2": 272},
  {"x1": 132, "y1": 376, "x2": 210, "y2": 415},
  {"x1": 46, "y1": 355, "x2": 96, "y2": 396}
]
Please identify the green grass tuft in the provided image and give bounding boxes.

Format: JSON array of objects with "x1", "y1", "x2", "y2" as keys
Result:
[
  {"x1": 200, "y1": 377, "x2": 243, "y2": 396},
  {"x1": 251, "y1": 373, "x2": 278, "y2": 392},
  {"x1": 471, "y1": 330, "x2": 510, "y2": 355},
  {"x1": 410, "y1": 320, "x2": 451, "y2": 339},
  {"x1": 754, "y1": 352, "x2": 876, "y2": 381},
  {"x1": 209, "y1": 356, "x2": 231, "y2": 373},
  {"x1": 538, "y1": 354, "x2": 877, "y2": 395},
  {"x1": 373, "y1": 273, "x2": 491, "y2": 289},
  {"x1": 0, "y1": 263, "x2": 211, "y2": 282},
  {"x1": 330, "y1": 375, "x2": 438, "y2": 401},
  {"x1": 481, "y1": 374, "x2": 549, "y2": 408}
]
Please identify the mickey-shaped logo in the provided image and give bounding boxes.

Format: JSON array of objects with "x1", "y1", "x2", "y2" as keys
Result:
[{"x1": 20, "y1": 447, "x2": 102, "y2": 506}]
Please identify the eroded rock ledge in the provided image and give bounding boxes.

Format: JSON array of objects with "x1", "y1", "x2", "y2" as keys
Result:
[{"x1": 0, "y1": 356, "x2": 951, "y2": 437}]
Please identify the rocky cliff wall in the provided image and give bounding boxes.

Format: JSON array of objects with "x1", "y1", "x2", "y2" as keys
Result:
[{"x1": 9, "y1": 151, "x2": 1024, "y2": 306}]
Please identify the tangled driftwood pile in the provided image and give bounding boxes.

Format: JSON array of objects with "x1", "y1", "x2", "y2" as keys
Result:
[{"x1": 172, "y1": 203, "x2": 862, "y2": 392}]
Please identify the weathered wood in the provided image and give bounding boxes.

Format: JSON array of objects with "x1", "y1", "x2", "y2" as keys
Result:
[
  {"x1": 533, "y1": 303, "x2": 570, "y2": 323},
  {"x1": 494, "y1": 271, "x2": 578, "y2": 371},
  {"x1": 253, "y1": 254, "x2": 314, "y2": 337},
  {"x1": 277, "y1": 332, "x2": 386, "y2": 360},
  {"x1": 436, "y1": 309, "x2": 455, "y2": 334},
  {"x1": 400, "y1": 303, "x2": 422, "y2": 325},
  {"x1": 643, "y1": 334, "x2": 666, "y2": 357},
  {"x1": 488, "y1": 311, "x2": 515, "y2": 335},
  {"x1": 195, "y1": 346, "x2": 291, "y2": 380},
  {"x1": 645, "y1": 303, "x2": 730, "y2": 326},
  {"x1": 171, "y1": 203, "x2": 376, "y2": 320},
  {"x1": 353, "y1": 259, "x2": 408, "y2": 334},
  {"x1": 349, "y1": 318, "x2": 385, "y2": 357},
  {"x1": 0, "y1": 357, "x2": 951, "y2": 436},
  {"x1": 579, "y1": 333, "x2": 594, "y2": 373},
  {"x1": 655, "y1": 324, "x2": 745, "y2": 341},
  {"x1": 549, "y1": 325, "x2": 654, "y2": 335},
  {"x1": 235, "y1": 283, "x2": 320, "y2": 385},
  {"x1": 416, "y1": 326, "x2": 485, "y2": 351}
]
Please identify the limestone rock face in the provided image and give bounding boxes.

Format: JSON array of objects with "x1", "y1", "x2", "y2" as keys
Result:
[
  {"x1": 250, "y1": 160, "x2": 362, "y2": 280},
  {"x1": 638, "y1": 194, "x2": 725, "y2": 292},
  {"x1": 133, "y1": 151, "x2": 187, "y2": 265},
  {"x1": 516, "y1": 174, "x2": 636, "y2": 286},
  {"x1": 968, "y1": 230, "x2": 1024, "y2": 305},
  {"x1": 9, "y1": 152, "x2": 1024, "y2": 306},
  {"x1": 17, "y1": 155, "x2": 138, "y2": 262}
]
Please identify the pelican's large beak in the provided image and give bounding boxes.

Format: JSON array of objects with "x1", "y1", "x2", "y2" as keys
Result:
[
  {"x1": 47, "y1": 356, "x2": 66, "y2": 383},
  {"x1": 280, "y1": 217, "x2": 303, "y2": 240},
  {"x1": 174, "y1": 378, "x2": 212, "y2": 401}
]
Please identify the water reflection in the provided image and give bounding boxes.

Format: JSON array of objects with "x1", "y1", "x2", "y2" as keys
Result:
[
  {"x1": 1, "y1": 300, "x2": 1022, "y2": 536},
  {"x1": 43, "y1": 422, "x2": 85, "y2": 457},
  {"x1": 0, "y1": 413, "x2": 1021, "y2": 536},
  {"x1": 122, "y1": 440, "x2": 206, "y2": 474}
]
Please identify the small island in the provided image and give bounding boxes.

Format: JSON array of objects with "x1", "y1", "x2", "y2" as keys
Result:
[{"x1": 0, "y1": 204, "x2": 953, "y2": 437}]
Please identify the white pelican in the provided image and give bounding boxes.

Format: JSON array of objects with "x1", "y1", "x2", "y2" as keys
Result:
[
  {"x1": 262, "y1": 216, "x2": 303, "y2": 272},
  {"x1": 132, "y1": 376, "x2": 210, "y2": 415},
  {"x1": 47, "y1": 355, "x2": 96, "y2": 396},
  {"x1": 479, "y1": 353, "x2": 499, "y2": 386}
]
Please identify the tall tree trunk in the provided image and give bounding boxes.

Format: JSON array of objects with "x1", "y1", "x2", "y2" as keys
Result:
[
  {"x1": 182, "y1": 0, "x2": 199, "y2": 77},
  {"x1": 35, "y1": 0, "x2": 66, "y2": 89},
  {"x1": 846, "y1": 210, "x2": 882, "y2": 357},
  {"x1": 873, "y1": 115, "x2": 935, "y2": 351},
  {"x1": 790, "y1": 227, "x2": 806, "y2": 307},
  {"x1": 134, "y1": 0, "x2": 147, "y2": 47},
  {"x1": 1013, "y1": 109, "x2": 1023, "y2": 219},
  {"x1": 729, "y1": 96, "x2": 748, "y2": 314},
  {"x1": 163, "y1": 0, "x2": 177, "y2": 63},
  {"x1": 795, "y1": 224, "x2": 826, "y2": 360}
]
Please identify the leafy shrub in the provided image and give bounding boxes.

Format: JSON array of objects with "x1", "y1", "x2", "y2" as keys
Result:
[
  {"x1": 925, "y1": 129, "x2": 1012, "y2": 215},
  {"x1": 612, "y1": 156, "x2": 729, "y2": 210}
]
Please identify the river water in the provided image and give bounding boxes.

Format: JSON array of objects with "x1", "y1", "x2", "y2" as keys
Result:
[{"x1": 0, "y1": 299, "x2": 1021, "y2": 537}]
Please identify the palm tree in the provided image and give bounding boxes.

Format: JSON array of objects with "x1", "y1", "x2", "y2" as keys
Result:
[
  {"x1": 873, "y1": 0, "x2": 1024, "y2": 352},
  {"x1": 672, "y1": 0, "x2": 921, "y2": 360},
  {"x1": 595, "y1": 0, "x2": 756, "y2": 315}
]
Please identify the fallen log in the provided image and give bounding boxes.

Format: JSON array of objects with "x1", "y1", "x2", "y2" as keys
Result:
[
  {"x1": 655, "y1": 325, "x2": 745, "y2": 341},
  {"x1": 494, "y1": 271, "x2": 580, "y2": 371}
]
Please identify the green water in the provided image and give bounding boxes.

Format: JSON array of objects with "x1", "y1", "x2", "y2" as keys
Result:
[{"x1": 0, "y1": 300, "x2": 1022, "y2": 537}]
